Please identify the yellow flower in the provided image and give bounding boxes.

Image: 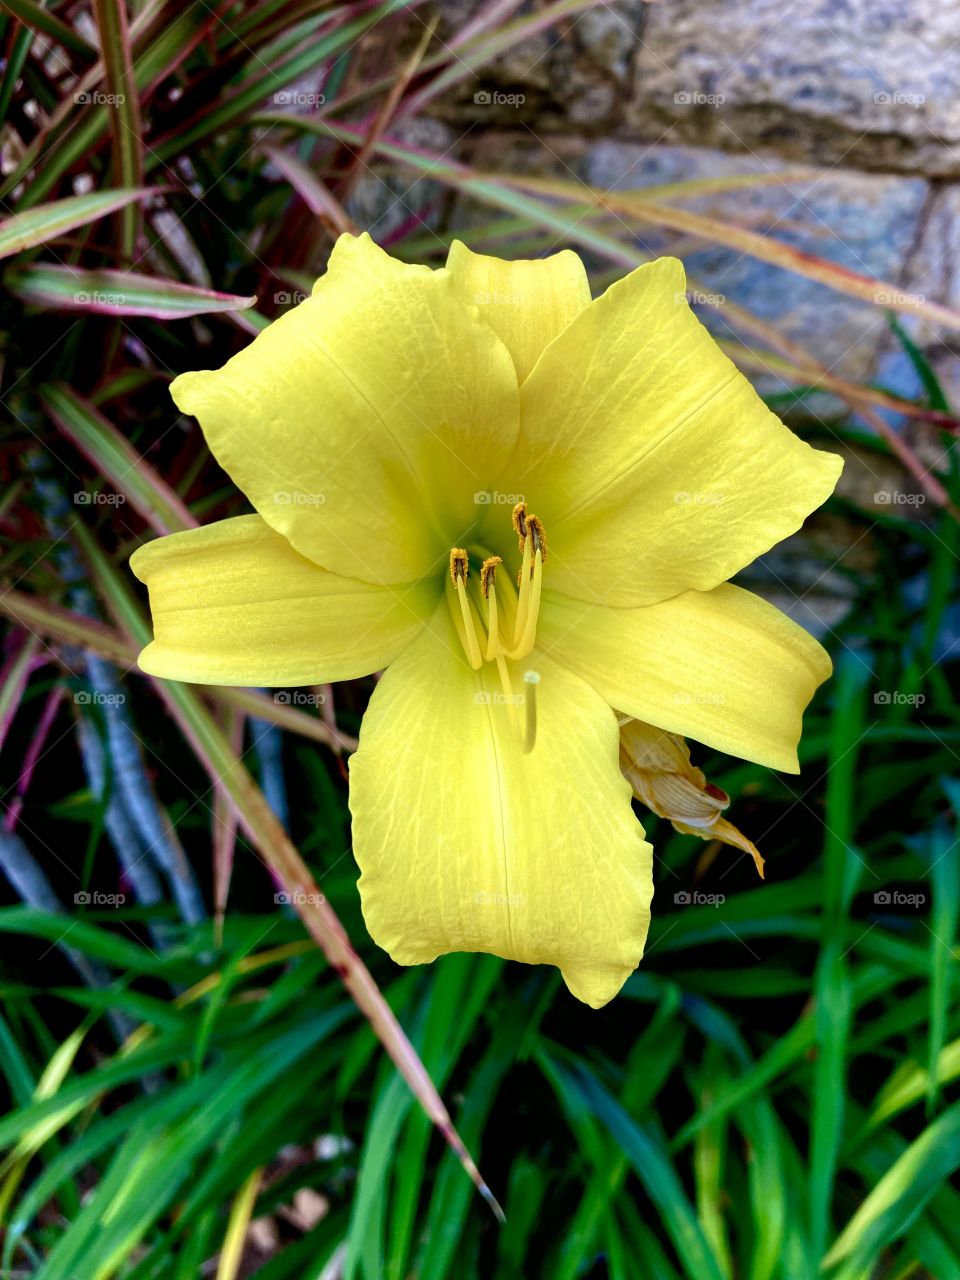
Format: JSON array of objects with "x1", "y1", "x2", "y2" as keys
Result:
[{"x1": 130, "y1": 233, "x2": 841, "y2": 1008}]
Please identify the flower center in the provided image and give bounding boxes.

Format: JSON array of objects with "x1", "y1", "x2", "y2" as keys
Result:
[{"x1": 446, "y1": 501, "x2": 546, "y2": 753}]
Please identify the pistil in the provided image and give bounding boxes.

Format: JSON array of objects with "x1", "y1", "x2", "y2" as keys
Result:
[{"x1": 522, "y1": 670, "x2": 539, "y2": 754}]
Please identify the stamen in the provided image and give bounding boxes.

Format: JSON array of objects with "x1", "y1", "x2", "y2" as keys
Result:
[
  {"x1": 495, "y1": 651, "x2": 515, "y2": 709},
  {"x1": 511, "y1": 501, "x2": 527, "y2": 550},
  {"x1": 522, "y1": 670, "x2": 540, "y2": 754},
  {"x1": 526, "y1": 515, "x2": 547, "y2": 561},
  {"x1": 480, "y1": 556, "x2": 502, "y2": 662},
  {"x1": 513, "y1": 532, "x2": 533, "y2": 642},
  {"x1": 493, "y1": 651, "x2": 527, "y2": 748},
  {"x1": 449, "y1": 547, "x2": 483, "y2": 670},
  {"x1": 449, "y1": 547, "x2": 469, "y2": 585},
  {"x1": 520, "y1": 547, "x2": 543, "y2": 654},
  {"x1": 479, "y1": 555, "x2": 500, "y2": 599},
  {"x1": 508, "y1": 543, "x2": 543, "y2": 660}
]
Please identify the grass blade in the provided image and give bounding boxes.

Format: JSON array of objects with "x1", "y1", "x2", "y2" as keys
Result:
[
  {"x1": 824, "y1": 1106, "x2": 960, "y2": 1270},
  {"x1": 0, "y1": 189, "x2": 154, "y2": 259},
  {"x1": 12, "y1": 266, "x2": 256, "y2": 319},
  {"x1": 92, "y1": 0, "x2": 144, "y2": 258},
  {"x1": 41, "y1": 384, "x2": 193, "y2": 535}
]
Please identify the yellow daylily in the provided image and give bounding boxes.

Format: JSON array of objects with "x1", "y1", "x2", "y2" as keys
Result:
[{"x1": 130, "y1": 232, "x2": 842, "y2": 1008}]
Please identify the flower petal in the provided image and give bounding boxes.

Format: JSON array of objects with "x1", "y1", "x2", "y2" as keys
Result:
[
  {"x1": 131, "y1": 516, "x2": 438, "y2": 685},
  {"x1": 446, "y1": 240, "x2": 591, "y2": 384},
  {"x1": 349, "y1": 606, "x2": 653, "y2": 1008},
  {"x1": 539, "y1": 584, "x2": 831, "y2": 773},
  {"x1": 170, "y1": 233, "x2": 520, "y2": 586},
  {"x1": 506, "y1": 257, "x2": 842, "y2": 606}
]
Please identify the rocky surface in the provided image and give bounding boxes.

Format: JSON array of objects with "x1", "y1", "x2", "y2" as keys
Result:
[
  {"x1": 627, "y1": 0, "x2": 960, "y2": 177},
  {"x1": 443, "y1": 0, "x2": 960, "y2": 176}
]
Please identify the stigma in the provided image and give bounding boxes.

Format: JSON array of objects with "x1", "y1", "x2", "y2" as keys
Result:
[{"x1": 446, "y1": 504, "x2": 546, "y2": 752}]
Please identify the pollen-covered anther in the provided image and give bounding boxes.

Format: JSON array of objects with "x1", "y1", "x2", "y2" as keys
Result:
[
  {"x1": 511, "y1": 501, "x2": 528, "y2": 551},
  {"x1": 449, "y1": 547, "x2": 469, "y2": 585},
  {"x1": 480, "y1": 555, "x2": 502, "y2": 598},
  {"x1": 526, "y1": 515, "x2": 547, "y2": 562}
]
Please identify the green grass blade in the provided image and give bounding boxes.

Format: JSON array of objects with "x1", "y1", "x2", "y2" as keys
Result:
[{"x1": 0, "y1": 189, "x2": 153, "y2": 259}]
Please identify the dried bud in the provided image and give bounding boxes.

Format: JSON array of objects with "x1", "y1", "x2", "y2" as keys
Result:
[{"x1": 618, "y1": 716, "x2": 764, "y2": 878}]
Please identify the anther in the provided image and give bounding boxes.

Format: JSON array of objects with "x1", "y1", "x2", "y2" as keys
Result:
[
  {"x1": 512, "y1": 501, "x2": 527, "y2": 550},
  {"x1": 449, "y1": 547, "x2": 469, "y2": 584},
  {"x1": 480, "y1": 555, "x2": 501, "y2": 599},
  {"x1": 526, "y1": 515, "x2": 547, "y2": 561}
]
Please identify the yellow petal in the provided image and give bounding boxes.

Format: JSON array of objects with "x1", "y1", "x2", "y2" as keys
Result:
[
  {"x1": 130, "y1": 516, "x2": 438, "y2": 685},
  {"x1": 539, "y1": 584, "x2": 831, "y2": 773},
  {"x1": 508, "y1": 257, "x2": 843, "y2": 606},
  {"x1": 170, "y1": 233, "x2": 519, "y2": 587},
  {"x1": 349, "y1": 606, "x2": 653, "y2": 1008},
  {"x1": 446, "y1": 240, "x2": 591, "y2": 384}
]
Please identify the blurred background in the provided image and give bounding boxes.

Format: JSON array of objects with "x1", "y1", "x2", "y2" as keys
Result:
[{"x1": 1, "y1": 1, "x2": 959, "y2": 1276}]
